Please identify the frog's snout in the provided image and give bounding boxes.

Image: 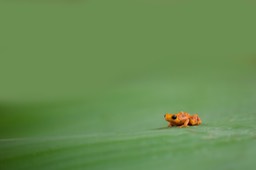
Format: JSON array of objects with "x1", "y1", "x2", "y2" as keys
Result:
[{"x1": 164, "y1": 114, "x2": 177, "y2": 121}]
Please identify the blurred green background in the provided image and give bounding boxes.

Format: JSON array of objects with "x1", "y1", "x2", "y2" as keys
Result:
[{"x1": 0, "y1": 0, "x2": 256, "y2": 170}]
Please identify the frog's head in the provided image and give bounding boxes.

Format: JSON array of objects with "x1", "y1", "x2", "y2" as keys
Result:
[{"x1": 164, "y1": 113, "x2": 180, "y2": 124}]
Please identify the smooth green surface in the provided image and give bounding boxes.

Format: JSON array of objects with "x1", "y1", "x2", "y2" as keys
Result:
[{"x1": 1, "y1": 0, "x2": 256, "y2": 170}]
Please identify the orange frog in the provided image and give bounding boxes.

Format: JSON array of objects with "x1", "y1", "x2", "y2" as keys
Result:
[{"x1": 164, "y1": 111, "x2": 202, "y2": 128}]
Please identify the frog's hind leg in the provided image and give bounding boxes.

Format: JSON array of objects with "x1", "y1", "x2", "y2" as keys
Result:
[{"x1": 189, "y1": 114, "x2": 202, "y2": 126}]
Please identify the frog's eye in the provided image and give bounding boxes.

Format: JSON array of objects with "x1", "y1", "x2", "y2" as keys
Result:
[{"x1": 172, "y1": 115, "x2": 177, "y2": 120}]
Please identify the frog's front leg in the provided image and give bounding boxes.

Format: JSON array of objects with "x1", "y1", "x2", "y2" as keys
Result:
[
  {"x1": 168, "y1": 122, "x2": 173, "y2": 127},
  {"x1": 180, "y1": 119, "x2": 189, "y2": 128}
]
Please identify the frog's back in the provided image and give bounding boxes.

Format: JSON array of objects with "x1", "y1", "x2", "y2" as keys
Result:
[{"x1": 177, "y1": 111, "x2": 191, "y2": 119}]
